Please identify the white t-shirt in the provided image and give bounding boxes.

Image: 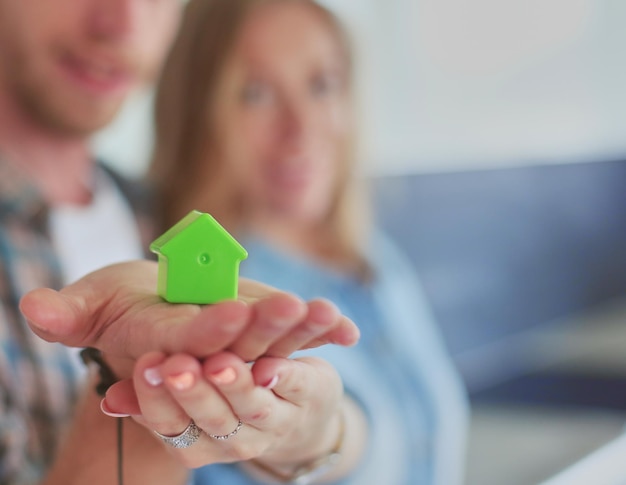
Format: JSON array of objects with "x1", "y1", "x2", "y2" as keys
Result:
[{"x1": 49, "y1": 167, "x2": 144, "y2": 285}]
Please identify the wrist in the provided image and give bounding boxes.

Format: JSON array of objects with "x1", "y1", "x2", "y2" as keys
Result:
[{"x1": 243, "y1": 407, "x2": 345, "y2": 484}]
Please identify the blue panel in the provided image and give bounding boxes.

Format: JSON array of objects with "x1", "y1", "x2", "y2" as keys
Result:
[{"x1": 371, "y1": 159, "x2": 626, "y2": 361}]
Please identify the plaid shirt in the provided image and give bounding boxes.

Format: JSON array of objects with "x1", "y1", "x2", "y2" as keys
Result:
[{"x1": 0, "y1": 157, "x2": 153, "y2": 484}]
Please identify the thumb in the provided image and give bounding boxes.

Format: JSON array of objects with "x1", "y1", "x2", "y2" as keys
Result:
[
  {"x1": 20, "y1": 287, "x2": 89, "y2": 346},
  {"x1": 20, "y1": 260, "x2": 159, "y2": 349}
]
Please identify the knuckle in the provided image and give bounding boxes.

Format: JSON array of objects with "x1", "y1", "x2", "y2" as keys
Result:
[{"x1": 241, "y1": 404, "x2": 273, "y2": 426}]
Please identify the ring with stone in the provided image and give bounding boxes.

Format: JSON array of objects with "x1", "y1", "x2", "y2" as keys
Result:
[{"x1": 154, "y1": 420, "x2": 202, "y2": 449}]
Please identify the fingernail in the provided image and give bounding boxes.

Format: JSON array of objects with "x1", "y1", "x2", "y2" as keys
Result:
[
  {"x1": 209, "y1": 367, "x2": 237, "y2": 385},
  {"x1": 262, "y1": 375, "x2": 279, "y2": 390},
  {"x1": 144, "y1": 367, "x2": 163, "y2": 387},
  {"x1": 100, "y1": 399, "x2": 130, "y2": 418},
  {"x1": 167, "y1": 371, "x2": 195, "y2": 390}
]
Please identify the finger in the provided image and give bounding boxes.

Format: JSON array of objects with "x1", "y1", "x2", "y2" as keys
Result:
[
  {"x1": 158, "y1": 353, "x2": 242, "y2": 440},
  {"x1": 227, "y1": 293, "x2": 308, "y2": 361},
  {"x1": 103, "y1": 378, "x2": 140, "y2": 416},
  {"x1": 251, "y1": 356, "x2": 343, "y2": 406},
  {"x1": 264, "y1": 299, "x2": 353, "y2": 357},
  {"x1": 298, "y1": 315, "x2": 360, "y2": 350},
  {"x1": 132, "y1": 351, "x2": 193, "y2": 437},
  {"x1": 202, "y1": 353, "x2": 289, "y2": 432},
  {"x1": 20, "y1": 261, "x2": 162, "y2": 345},
  {"x1": 238, "y1": 278, "x2": 282, "y2": 303},
  {"x1": 140, "y1": 301, "x2": 250, "y2": 357},
  {"x1": 125, "y1": 352, "x2": 219, "y2": 468}
]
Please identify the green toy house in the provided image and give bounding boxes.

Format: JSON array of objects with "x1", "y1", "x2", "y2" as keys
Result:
[{"x1": 150, "y1": 210, "x2": 248, "y2": 304}]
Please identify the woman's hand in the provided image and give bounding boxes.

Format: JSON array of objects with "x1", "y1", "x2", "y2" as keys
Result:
[
  {"x1": 103, "y1": 351, "x2": 347, "y2": 470},
  {"x1": 22, "y1": 260, "x2": 365, "y2": 480},
  {"x1": 19, "y1": 260, "x2": 359, "y2": 377}
]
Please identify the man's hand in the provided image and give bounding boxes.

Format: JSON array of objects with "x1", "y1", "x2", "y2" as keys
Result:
[{"x1": 20, "y1": 260, "x2": 359, "y2": 377}]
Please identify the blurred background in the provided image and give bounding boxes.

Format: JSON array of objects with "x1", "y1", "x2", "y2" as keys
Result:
[{"x1": 93, "y1": 1, "x2": 626, "y2": 484}]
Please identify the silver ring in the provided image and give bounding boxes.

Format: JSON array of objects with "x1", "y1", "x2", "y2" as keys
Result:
[
  {"x1": 208, "y1": 419, "x2": 243, "y2": 440},
  {"x1": 154, "y1": 420, "x2": 201, "y2": 448}
]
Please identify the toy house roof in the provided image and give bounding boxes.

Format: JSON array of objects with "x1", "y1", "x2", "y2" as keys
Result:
[{"x1": 150, "y1": 210, "x2": 247, "y2": 258}]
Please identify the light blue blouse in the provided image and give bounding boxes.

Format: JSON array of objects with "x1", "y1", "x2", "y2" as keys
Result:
[{"x1": 193, "y1": 231, "x2": 469, "y2": 485}]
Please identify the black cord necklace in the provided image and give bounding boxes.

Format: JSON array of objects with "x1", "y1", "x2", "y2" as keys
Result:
[
  {"x1": 80, "y1": 348, "x2": 124, "y2": 485},
  {"x1": 117, "y1": 418, "x2": 124, "y2": 485}
]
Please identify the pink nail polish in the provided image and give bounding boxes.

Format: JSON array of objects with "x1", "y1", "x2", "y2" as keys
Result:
[
  {"x1": 209, "y1": 367, "x2": 237, "y2": 385},
  {"x1": 262, "y1": 375, "x2": 279, "y2": 390},
  {"x1": 100, "y1": 399, "x2": 130, "y2": 418},
  {"x1": 144, "y1": 367, "x2": 163, "y2": 387},
  {"x1": 167, "y1": 372, "x2": 195, "y2": 390}
]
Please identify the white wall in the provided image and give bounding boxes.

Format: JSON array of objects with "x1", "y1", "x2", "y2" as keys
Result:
[{"x1": 93, "y1": 0, "x2": 626, "y2": 178}]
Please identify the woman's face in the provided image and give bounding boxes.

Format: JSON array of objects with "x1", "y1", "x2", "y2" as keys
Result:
[{"x1": 219, "y1": 1, "x2": 351, "y2": 227}]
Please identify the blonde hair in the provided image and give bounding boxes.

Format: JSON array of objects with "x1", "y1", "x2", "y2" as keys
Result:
[{"x1": 149, "y1": 0, "x2": 371, "y2": 278}]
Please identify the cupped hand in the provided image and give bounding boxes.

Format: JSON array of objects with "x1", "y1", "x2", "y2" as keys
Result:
[
  {"x1": 103, "y1": 351, "x2": 345, "y2": 468},
  {"x1": 19, "y1": 260, "x2": 359, "y2": 376}
]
